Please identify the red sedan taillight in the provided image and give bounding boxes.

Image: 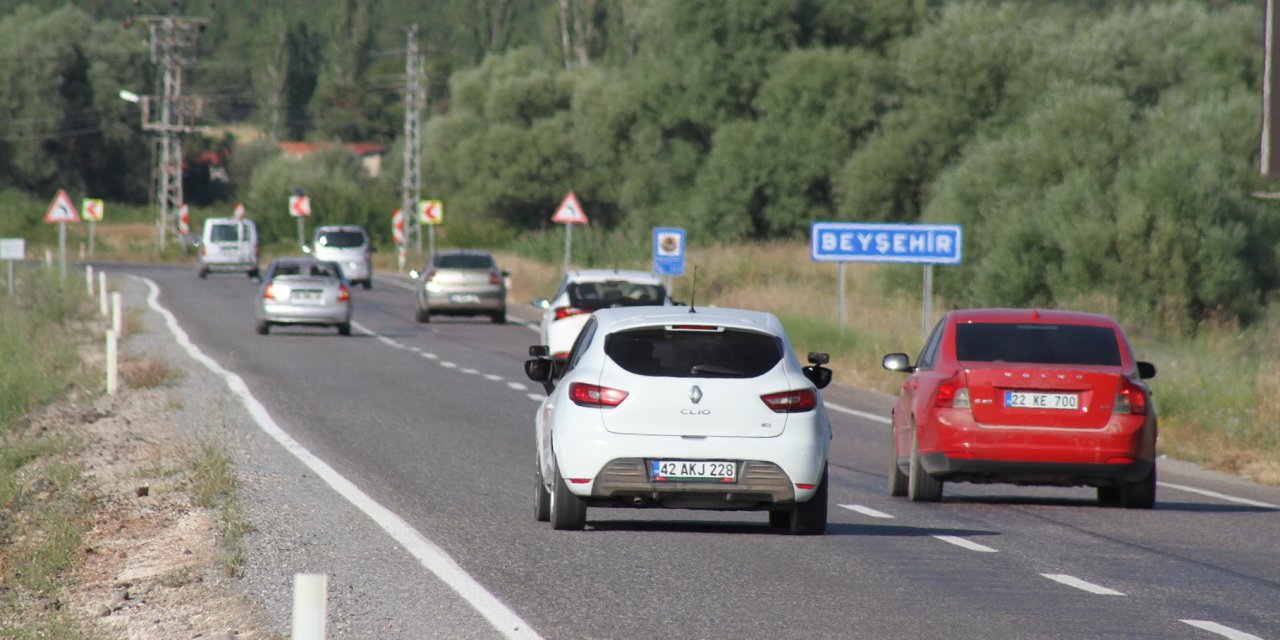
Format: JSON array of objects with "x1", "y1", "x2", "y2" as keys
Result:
[
  {"x1": 761, "y1": 389, "x2": 817, "y2": 413},
  {"x1": 554, "y1": 306, "x2": 588, "y2": 321},
  {"x1": 934, "y1": 374, "x2": 970, "y2": 409},
  {"x1": 569, "y1": 382, "x2": 629, "y2": 407},
  {"x1": 1115, "y1": 379, "x2": 1147, "y2": 415}
]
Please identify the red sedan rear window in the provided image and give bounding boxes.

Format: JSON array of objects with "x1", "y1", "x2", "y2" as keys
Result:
[{"x1": 955, "y1": 323, "x2": 1121, "y2": 366}]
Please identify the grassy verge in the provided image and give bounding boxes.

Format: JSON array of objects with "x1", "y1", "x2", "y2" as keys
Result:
[{"x1": 0, "y1": 266, "x2": 96, "y2": 638}]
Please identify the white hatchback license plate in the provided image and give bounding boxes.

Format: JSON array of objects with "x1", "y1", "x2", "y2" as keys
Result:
[
  {"x1": 449, "y1": 293, "x2": 480, "y2": 304},
  {"x1": 650, "y1": 460, "x2": 737, "y2": 483},
  {"x1": 1004, "y1": 391, "x2": 1078, "y2": 410}
]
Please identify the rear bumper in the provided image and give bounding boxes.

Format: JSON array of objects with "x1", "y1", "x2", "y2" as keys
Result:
[
  {"x1": 423, "y1": 288, "x2": 505, "y2": 313},
  {"x1": 587, "y1": 458, "x2": 796, "y2": 508},
  {"x1": 199, "y1": 260, "x2": 257, "y2": 273},
  {"x1": 919, "y1": 453, "x2": 1153, "y2": 486},
  {"x1": 259, "y1": 303, "x2": 350, "y2": 325}
]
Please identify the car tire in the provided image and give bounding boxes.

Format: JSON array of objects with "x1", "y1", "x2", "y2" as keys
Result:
[
  {"x1": 249, "y1": 268, "x2": 260, "y2": 280},
  {"x1": 362, "y1": 280, "x2": 372, "y2": 290},
  {"x1": 1097, "y1": 486, "x2": 1121, "y2": 506},
  {"x1": 767, "y1": 510, "x2": 789, "y2": 528},
  {"x1": 198, "y1": 268, "x2": 208, "y2": 279},
  {"x1": 255, "y1": 321, "x2": 269, "y2": 335},
  {"x1": 533, "y1": 457, "x2": 551, "y2": 523},
  {"x1": 1118, "y1": 466, "x2": 1156, "y2": 509},
  {"x1": 549, "y1": 458, "x2": 587, "y2": 531},
  {"x1": 888, "y1": 429, "x2": 908, "y2": 497},
  {"x1": 907, "y1": 427, "x2": 943, "y2": 503},
  {"x1": 416, "y1": 307, "x2": 430, "y2": 323},
  {"x1": 788, "y1": 464, "x2": 827, "y2": 535},
  {"x1": 337, "y1": 322, "x2": 351, "y2": 336},
  {"x1": 491, "y1": 309, "x2": 506, "y2": 324}
]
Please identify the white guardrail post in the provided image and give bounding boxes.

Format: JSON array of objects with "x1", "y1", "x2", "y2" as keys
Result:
[
  {"x1": 292, "y1": 573, "x2": 328, "y2": 640},
  {"x1": 105, "y1": 329, "x2": 118, "y2": 396},
  {"x1": 111, "y1": 291, "x2": 122, "y2": 335},
  {"x1": 86, "y1": 265, "x2": 94, "y2": 296},
  {"x1": 98, "y1": 272, "x2": 108, "y2": 316}
]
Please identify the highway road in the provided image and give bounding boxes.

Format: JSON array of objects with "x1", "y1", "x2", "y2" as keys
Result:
[{"x1": 107, "y1": 263, "x2": 1279, "y2": 640}]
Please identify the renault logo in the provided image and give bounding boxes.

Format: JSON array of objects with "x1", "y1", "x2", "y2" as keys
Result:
[{"x1": 689, "y1": 385, "x2": 703, "y2": 404}]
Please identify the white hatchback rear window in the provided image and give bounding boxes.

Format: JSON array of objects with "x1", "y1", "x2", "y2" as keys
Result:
[{"x1": 605, "y1": 328, "x2": 782, "y2": 378}]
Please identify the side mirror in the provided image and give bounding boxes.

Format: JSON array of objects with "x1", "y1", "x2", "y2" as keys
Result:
[
  {"x1": 524, "y1": 358, "x2": 556, "y2": 393},
  {"x1": 803, "y1": 365, "x2": 832, "y2": 390},
  {"x1": 882, "y1": 353, "x2": 913, "y2": 373},
  {"x1": 409, "y1": 269, "x2": 420, "y2": 280},
  {"x1": 1136, "y1": 361, "x2": 1157, "y2": 380},
  {"x1": 529, "y1": 345, "x2": 550, "y2": 357},
  {"x1": 501, "y1": 269, "x2": 511, "y2": 277},
  {"x1": 532, "y1": 298, "x2": 550, "y2": 309}
]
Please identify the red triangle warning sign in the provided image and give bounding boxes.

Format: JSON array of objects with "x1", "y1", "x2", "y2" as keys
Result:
[
  {"x1": 551, "y1": 192, "x2": 588, "y2": 225},
  {"x1": 44, "y1": 189, "x2": 80, "y2": 223}
]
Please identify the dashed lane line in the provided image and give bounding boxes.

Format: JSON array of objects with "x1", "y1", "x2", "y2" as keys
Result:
[
  {"x1": 932, "y1": 535, "x2": 998, "y2": 553},
  {"x1": 824, "y1": 401, "x2": 891, "y2": 425},
  {"x1": 838, "y1": 504, "x2": 895, "y2": 519},
  {"x1": 1158, "y1": 482, "x2": 1279, "y2": 509},
  {"x1": 1180, "y1": 620, "x2": 1266, "y2": 640},
  {"x1": 1040, "y1": 574, "x2": 1124, "y2": 596}
]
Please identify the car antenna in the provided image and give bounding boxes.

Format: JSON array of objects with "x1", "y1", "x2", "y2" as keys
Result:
[{"x1": 688, "y1": 265, "x2": 697, "y2": 313}]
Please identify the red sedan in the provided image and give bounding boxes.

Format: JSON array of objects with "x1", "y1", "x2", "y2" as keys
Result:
[{"x1": 882, "y1": 308, "x2": 1158, "y2": 508}]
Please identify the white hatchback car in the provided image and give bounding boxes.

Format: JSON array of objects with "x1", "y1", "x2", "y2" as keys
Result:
[
  {"x1": 525, "y1": 306, "x2": 834, "y2": 534},
  {"x1": 533, "y1": 270, "x2": 672, "y2": 361}
]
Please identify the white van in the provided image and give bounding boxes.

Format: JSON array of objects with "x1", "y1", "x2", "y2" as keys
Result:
[
  {"x1": 308, "y1": 225, "x2": 373, "y2": 289},
  {"x1": 197, "y1": 218, "x2": 260, "y2": 279}
]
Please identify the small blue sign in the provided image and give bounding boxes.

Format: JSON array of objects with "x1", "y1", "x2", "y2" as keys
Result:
[
  {"x1": 810, "y1": 222, "x2": 962, "y2": 264},
  {"x1": 653, "y1": 227, "x2": 686, "y2": 276}
]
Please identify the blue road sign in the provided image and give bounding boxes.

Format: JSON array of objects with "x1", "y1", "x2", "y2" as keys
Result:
[
  {"x1": 810, "y1": 222, "x2": 962, "y2": 264},
  {"x1": 653, "y1": 227, "x2": 686, "y2": 276}
]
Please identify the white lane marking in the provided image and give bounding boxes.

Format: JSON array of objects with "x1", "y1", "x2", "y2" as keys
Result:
[
  {"x1": 483, "y1": 374, "x2": 504, "y2": 382},
  {"x1": 527, "y1": 393, "x2": 544, "y2": 402},
  {"x1": 440, "y1": 361, "x2": 457, "y2": 369},
  {"x1": 838, "y1": 504, "x2": 895, "y2": 519},
  {"x1": 933, "y1": 535, "x2": 998, "y2": 553},
  {"x1": 824, "y1": 401, "x2": 891, "y2": 425},
  {"x1": 1040, "y1": 574, "x2": 1124, "y2": 596},
  {"x1": 376, "y1": 274, "x2": 418, "y2": 291},
  {"x1": 461, "y1": 368, "x2": 480, "y2": 375},
  {"x1": 134, "y1": 277, "x2": 542, "y2": 640},
  {"x1": 1158, "y1": 482, "x2": 1279, "y2": 509},
  {"x1": 1180, "y1": 620, "x2": 1266, "y2": 640},
  {"x1": 376, "y1": 335, "x2": 398, "y2": 348},
  {"x1": 508, "y1": 382, "x2": 528, "y2": 391},
  {"x1": 423, "y1": 352, "x2": 438, "y2": 360}
]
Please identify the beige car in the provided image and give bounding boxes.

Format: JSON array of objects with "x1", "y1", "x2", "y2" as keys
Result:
[{"x1": 411, "y1": 250, "x2": 508, "y2": 323}]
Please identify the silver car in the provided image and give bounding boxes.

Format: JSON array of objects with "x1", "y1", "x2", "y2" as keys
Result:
[
  {"x1": 411, "y1": 249, "x2": 508, "y2": 323},
  {"x1": 255, "y1": 257, "x2": 353, "y2": 336},
  {"x1": 308, "y1": 225, "x2": 373, "y2": 289}
]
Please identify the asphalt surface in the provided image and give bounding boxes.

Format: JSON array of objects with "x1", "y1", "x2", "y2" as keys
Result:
[{"x1": 104, "y1": 263, "x2": 1280, "y2": 640}]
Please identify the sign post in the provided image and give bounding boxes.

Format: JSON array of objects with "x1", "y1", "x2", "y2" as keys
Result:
[
  {"x1": 392, "y1": 209, "x2": 406, "y2": 272},
  {"x1": 551, "y1": 192, "x2": 588, "y2": 272},
  {"x1": 44, "y1": 189, "x2": 80, "y2": 287},
  {"x1": 82, "y1": 198, "x2": 104, "y2": 257},
  {"x1": 810, "y1": 222, "x2": 963, "y2": 339},
  {"x1": 289, "y1": 193, "x2": 311, "y2": 248},
  {"x1": 1, "y1": 238, "x2": 23, "y2": 295},
  {"x1": 419, "y1": 200, "x2": 442, "y2": 258}
]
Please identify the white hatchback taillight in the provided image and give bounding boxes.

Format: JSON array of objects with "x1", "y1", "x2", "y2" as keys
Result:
[
  {"x1": 569, "y1": 382, "x2": 629, "y2": 407},
  {"x1": 761, "y1": 389, "x2": 816, "y2": 413}
]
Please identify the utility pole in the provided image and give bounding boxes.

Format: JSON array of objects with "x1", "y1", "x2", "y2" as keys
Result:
[
  {"x1": 134, "y1": 14, "x2": 209, "y2": 251},
  {"x1": 401, "y1": 25, "x2": 425, "y2": 263}
]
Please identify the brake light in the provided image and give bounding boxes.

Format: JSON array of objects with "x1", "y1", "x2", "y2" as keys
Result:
[
  {"x1": 761, "y1": 389, "x2": 817, "y2": 413},
  {"x1": 337, "y1": 285, "x2": 350, "y2": 303},
  {"x1": 1115, "y1": 379, "x2": 1147, "y2": 415},
  {"x1": 668, "y1": 325, "x2": 720, "y2": 331},
  {"x1": 554, "y1": 306, "x2": 588, "y2": 321},
  {"x1": 263, "y1": 283, "x2": 276, "y2": 300},
  {"x1": 569, "y1": 382, "x2": 629, "y2": 407},
  {"x1": 489, "y1": 272, "x2": 502, "y2": 286},
  {"x1": 200, "y1": 245, "x2": 207, "y2": 257},
  {"x1": 934, "y1": 374, "x2": 970, "y2": 409},
  {"x1": 424, "y1": 270, "x2": 437, "y2": 283}
]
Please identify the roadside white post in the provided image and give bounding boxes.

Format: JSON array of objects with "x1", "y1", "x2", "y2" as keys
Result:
[
  {"x1": 86, "y1": 265, "x2": 95, "y2": 296},
  {"x1": 105, "y1": 329, "x2": 118, "y2": 396},
  {"x1": 1, "y1": 238, "x2": 23, "y2": 295},
  {"x1": 291, "y1": 573, "x2": 328, "y2": 640},
  {"x1": 98, "y1": 272, "x2": 108, "y2": 316},
  {"x1": 111, "y1": 292, "x2": 122, "y2": 335}
]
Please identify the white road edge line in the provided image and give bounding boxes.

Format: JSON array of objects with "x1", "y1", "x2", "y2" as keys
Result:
[
  {"x1": 824, "y1": 401, "x2": 891, "y2": 424},
  {"x1": 1158, "y1": 482, "x2": 1279, "y2": 509},
  {"x1": 838, "y1": 504, "x2": 895, "y2": 519},
  {"x1": 1040, "y1": 573, "x2": 1124, "y2": 596},
  {"x1": 932, "y1": 535, "x2": 998, "y2": 553},
  {"x1": 134, "y1": 276, "x2": 542, "y2": 640},
  {"x1": 1180, "y1": 620, "x2": 1266, "y2": 640}
]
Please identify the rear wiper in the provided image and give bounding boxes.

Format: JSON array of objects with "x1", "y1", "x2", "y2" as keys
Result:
[{"x1": 689, "y1": 364, "x2": 745, "y2": 377}]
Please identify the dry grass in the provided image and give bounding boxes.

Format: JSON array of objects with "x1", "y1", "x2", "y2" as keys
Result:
[{"x1": 121, "y1": 357, "x2": 183, "y2": 390}]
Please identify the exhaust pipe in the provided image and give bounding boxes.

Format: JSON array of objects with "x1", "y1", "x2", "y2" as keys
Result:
[{"x1": 632, "y1": 496, "x2": 646, "y2": 506}]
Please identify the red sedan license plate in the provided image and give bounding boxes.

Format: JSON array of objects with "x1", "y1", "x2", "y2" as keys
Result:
[
  {"x1": 650, "y1": 460, "x2": 737, "y2": 483},
  {"x1": 1004, "y1": 390, "x2": 1078, "y2": 410}
]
